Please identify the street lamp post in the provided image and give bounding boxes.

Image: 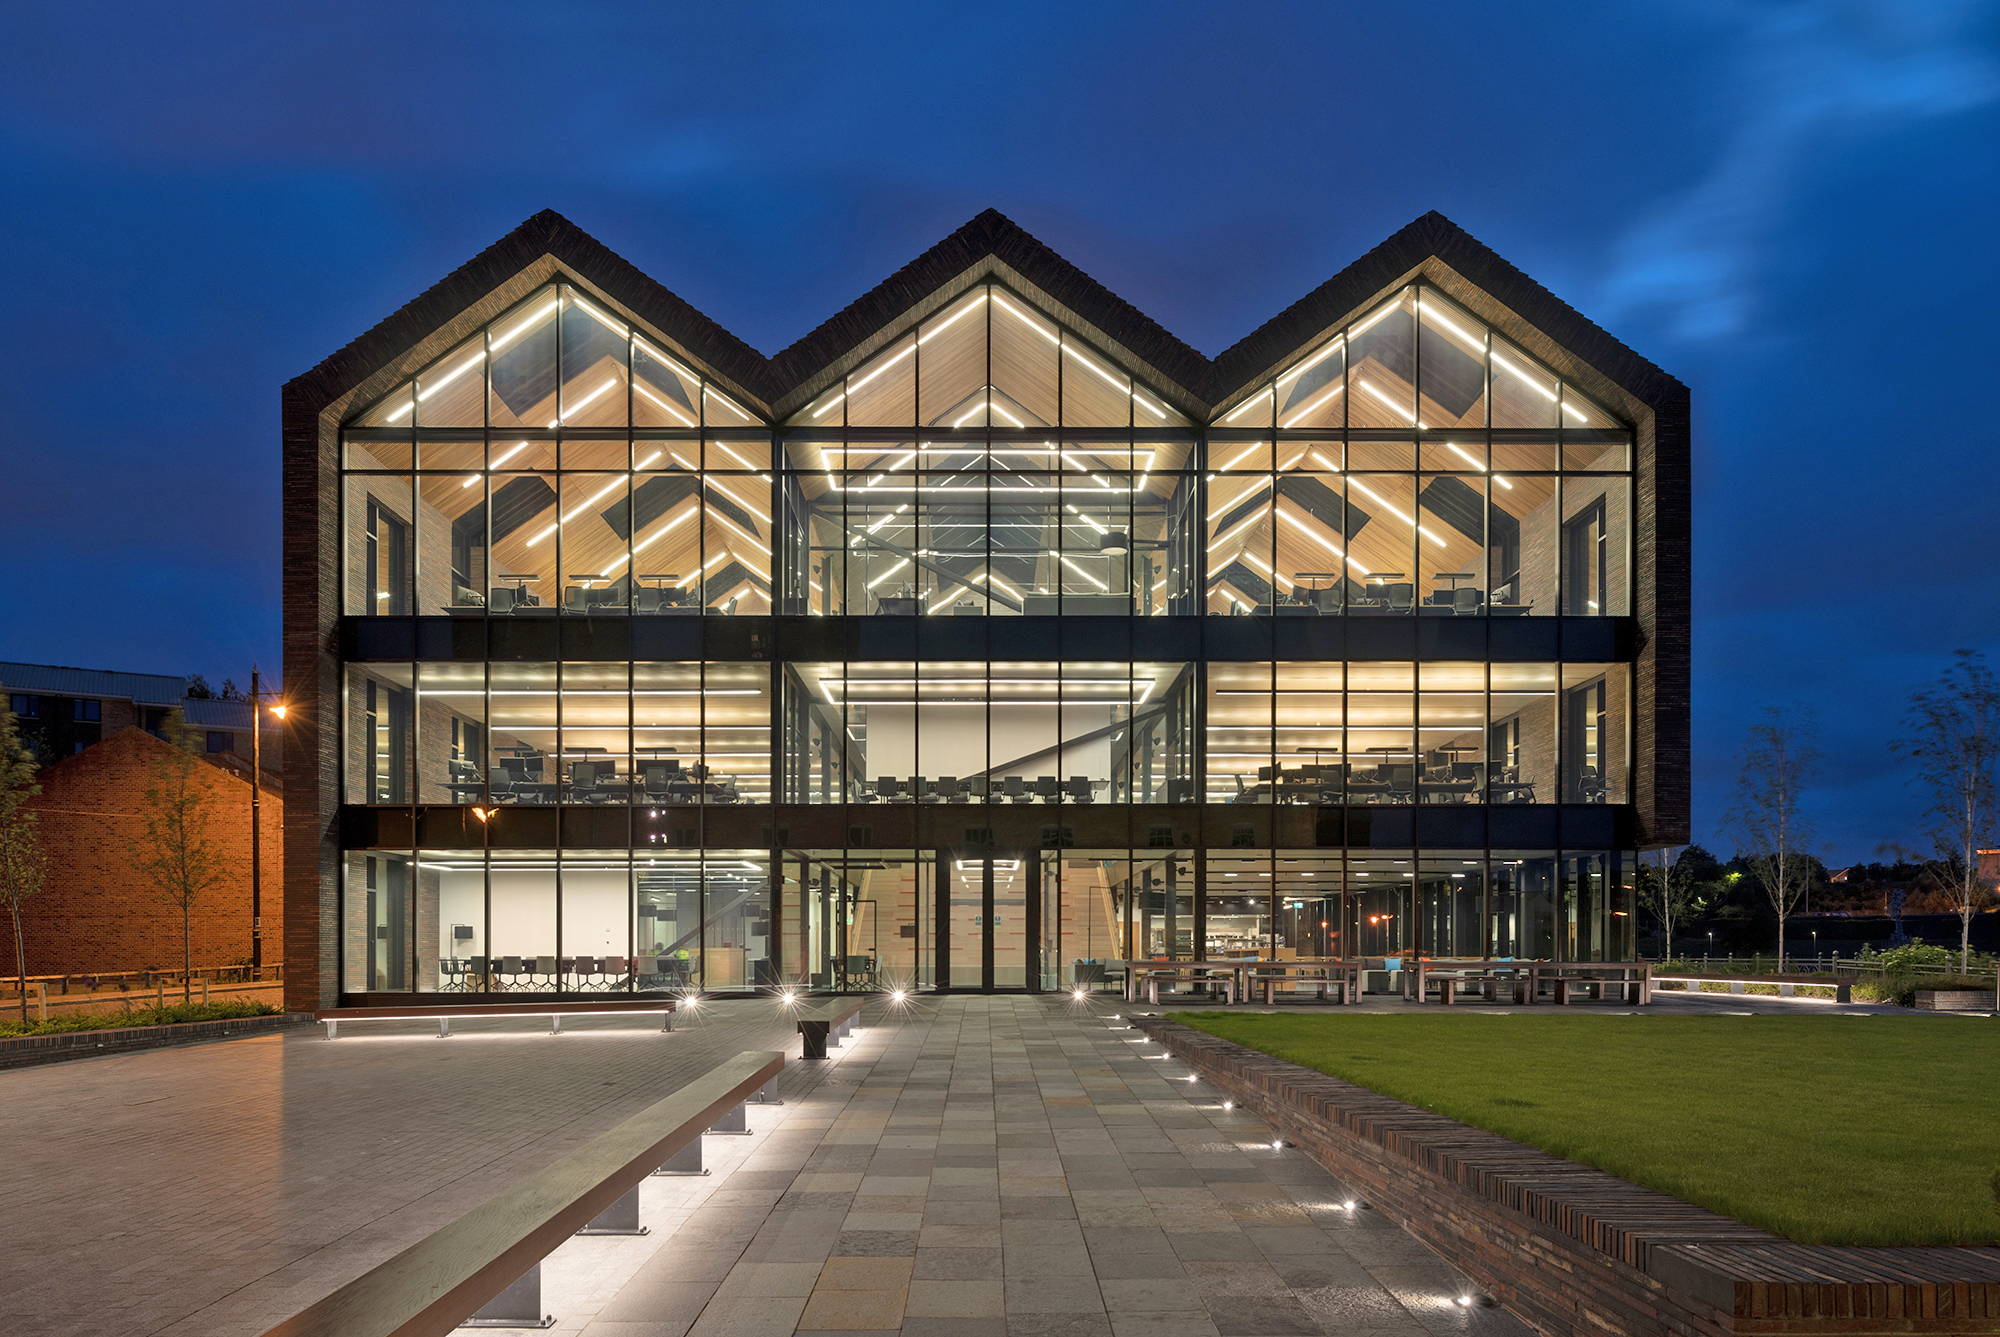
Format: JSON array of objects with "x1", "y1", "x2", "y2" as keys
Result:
[{"x1": 249, "y1": 667, "x2": 287, "y2": 981}]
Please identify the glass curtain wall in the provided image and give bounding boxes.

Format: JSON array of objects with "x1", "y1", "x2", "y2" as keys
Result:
[
  {"x1": 347, "y1": 661, "x2": 770, "y2": 808},
  {"x1": 1207, "y1": 285, "x2": 1629, "y2": 616},
  {"x1": 1204, "y1": 661, "x2": 1628, "y2": 805},
  {"x1": 782, "y1": 661, "x2": 1193, "y2": 805},
  {"x1": 780, "y1": 285, "x2": 1199, "y2": 617},
  {"x1": 341, "y1": 283, "x2": 773, "y2": 618}
]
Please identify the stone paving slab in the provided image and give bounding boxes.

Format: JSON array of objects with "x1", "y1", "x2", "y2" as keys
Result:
[{"x1": 1, "y1": 995, "x2": 1532, "y2": 1337}]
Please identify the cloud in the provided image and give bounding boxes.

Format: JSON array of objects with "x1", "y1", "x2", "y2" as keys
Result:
[{"x1": 1602, "y1": 0, "x2": 1997, "y2": 340}]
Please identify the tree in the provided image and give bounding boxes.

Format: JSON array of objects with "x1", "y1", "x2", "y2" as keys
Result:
[
  {"x1": 1892, "y1": 650, "x2": 2000, "y2": 971},
  {"x1": 184, "y1": 674, "x2": 214, "y2": 700},
  {"x1": 0, "y1": 693, "x2": 46, "y2": 1022},
  {"x1": 1637, "y1": 846, "x2": 1701, "y2": 961},
  {"x1": 129, "y1": 712, "x2": 226, "y2": 1003},
  {"x1": 1722, "y1": 706, "x2": 1820, "y2": 971}
]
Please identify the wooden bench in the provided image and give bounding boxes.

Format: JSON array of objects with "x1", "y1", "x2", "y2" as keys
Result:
[
  {"x1": 258, "y1": 1049, "x2": 783, "y2": 1336},
  {"x1": 315, "y1": 999, "x2": 676, "y2": 1039},
  {"x1": 793, "y1": 998, "x2": 864, "y2": 1059},
  {"x1": 1246, "y1": 964, "x2": 1358, "y2": 1005}
]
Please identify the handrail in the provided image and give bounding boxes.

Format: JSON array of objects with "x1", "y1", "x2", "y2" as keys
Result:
[{"x1": 260, "y1": 1049, "x2": 783, "y2": 1337}]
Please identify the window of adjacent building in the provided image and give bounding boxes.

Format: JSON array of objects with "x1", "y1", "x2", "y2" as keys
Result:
[
  {"x1": 7, "y1": 694, "x2": 31, "y2": 716},
  {"x1": 73, "y1": 699, "x2": 100, "y2": 721},
  {"x1": 206, "y1": 731, "x2": 234, "y2": 753}
]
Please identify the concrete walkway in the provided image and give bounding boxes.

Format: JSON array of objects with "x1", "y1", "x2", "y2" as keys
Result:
[
  {"x1": 0, "y1": 995, "x2": 1520, "y2": 1337},
  {"x1": 557, "y1": 996, "x2": 1517, "y2": 1336}
]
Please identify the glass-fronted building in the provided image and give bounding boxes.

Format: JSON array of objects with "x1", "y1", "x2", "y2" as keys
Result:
[{"x1": 283, "y1": 208, "x2": 1688, "y2": 1005}]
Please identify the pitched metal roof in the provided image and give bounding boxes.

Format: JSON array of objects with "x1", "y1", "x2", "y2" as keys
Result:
[
  {"x1": 286, "y1": 207, "x2": 1685, "y2": 425},
  {"x1": 0, "y1": 661, "x2": 186, "y2": 706}
]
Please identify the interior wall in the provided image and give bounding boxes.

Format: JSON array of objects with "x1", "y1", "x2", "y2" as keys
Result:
[{"x1": 869, "y1": 704, "x2": 1113, "y2": 779}]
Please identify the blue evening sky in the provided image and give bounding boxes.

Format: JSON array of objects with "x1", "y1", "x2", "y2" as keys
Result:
[{"x1": 0, "y1": 2, "x2": 1994, "y2": 861}]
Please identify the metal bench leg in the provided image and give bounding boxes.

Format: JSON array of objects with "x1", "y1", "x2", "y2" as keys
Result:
[
  {"x1": 551, "y1": 1014, "x2": 562, "y2": 1034},
  {"x1": 662, "y1": 1010, "x2": 673, "y2": 1032},
  {"x1": 323, "y1": 1020, "x2": 337, "y2": 1039},
  {"x1": 708, "y1": 1101, "x2": 751, "y2": 1135},
  {"x1": 439, "y1": 1018, "x2": 451, "y2": 1038},
  {"x1": 1442, "y1": 980, "x2": 1455, "y2": 1006},
  {"x1": 577, "y1": 1184, "x2": 648, "y2": 1236},
  {"x1": 801, "y1": 1023, "x2": 829, "y2": 1060},
  {"x1": 654, "y1": 1139, "x2": 708, "y2": 1177},
  {"x1": 1147, "y1": 979, "x2": 1158, "y2": 1005},
  {"x1": 460, "y1": 1261, "x2": 554, "y2": 1328},
  {"x1": 750, "y1": 1077, "x2": 784, "y2": 1105}
]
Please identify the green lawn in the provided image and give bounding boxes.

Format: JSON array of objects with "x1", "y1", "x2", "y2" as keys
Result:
[{"x1": 1173, "y1": 1011, "x2": 2000, "y2": 1246}]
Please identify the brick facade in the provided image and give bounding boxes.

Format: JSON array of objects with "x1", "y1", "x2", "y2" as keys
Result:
[{"x1": 12, "y1": 728, "x2": 283, "y2": 977}]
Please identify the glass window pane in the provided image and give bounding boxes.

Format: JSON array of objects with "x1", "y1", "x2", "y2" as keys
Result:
[
  {"x1": 988, "y1": 291, "x2": 1060, "y2": 427},
  {"x1": 1562, "y1": 664, "x2": 1627, "y2": 804},
  {"x1": 845, "y1": 334, "x2": 916, "y2": 427},
  {"x1": 1276, "y1": 339, "x2": 1346, "y2": 430},
  {"x1": 1207, "y1": 662, "x2": 1272, "y2": 803},
  {"x1": 557, "y1": 475, "x2": 630, "y2": 613},
  {"x1": 1491, "y1": 852, "x2": 1557, "y2": 960},
  {"x1": 345, "y1": 852, "x2": 414, "y2": 992},
  {"x1": 703, "y1": 385, "x2": 759, "y2": 429},
  {"x1": 418, "y1": 662, "x2": 486, "y2": 805},
  {"x1": 344, "y1": 475, "x2": 415, "y2": 616},
  {"x1": 488, "y1": 663, "x2": 557, "y2": 803},
  {"x1": 633, "y1": 340, "x2": 701, "y2": 428},
  {"x1": 1561, "y1": 476, "x2": 1628, "y2": 615},
  {"x1": 1489, "y1": 663, "x2": 1555, "y2": 805},
  {"x1": 1346, "y1": 476, "x2": 1416, "y2": 612},
  {"x1": 1347, "y1": 662, "x2": 1414, "y2": 801},
  {"x1": 918, "y1": 290, "x2": 990, "y2": 427},
  {"x1": 1217, "y1": 387, "x2": 1274, "y2": 433},
  {"x1": 415, "y1": 336, "x2": 487, "y2": 429},
  {"x1": 1275, "y1": 663, "x2": 1341, "y2": 802},
  {"x1": 1416, "y1": 475, "x2": 1485, "y2": 610},
  {"x1": 1348, "y1": 292, "x2": 1415, "y2": 430},
  {"x1": 561, "y1": 849, "x2": 631, "y2": 987},
  {"x1": 485, "y1": 471, "x2": 559, "y2": 613},
  {"x1": 705, "y1": 664, "x2": 771, "y2": 804},
  {"x1": 488, "y1": 850, "x2": 558, "y2": 988},
  {"x1": 1416, "y1": 292, "x2": 1487, "y2": 431},
  {"x1": 559, "y1": 290, "x2": 630, "y2": 429},
  {"x1": 633, "y1": 663, "x2": 701, "y2": 806},
  {"x1": 1490, "y1": 336, "x2": 1560, "y2": 430},
  {"x1": 1491, "y1": 470, "x2": 1554, "y2": 615},
  {"x1": 1060, "y1": 337, "x2": 1131, "y2": 428},
  {"x1": 1418, "y1": 854, "x2": 1485, "y2": 959},
  {"x1": 1348, "y1": 852, "x2": 1412, "y2": 955},
  {"x1": 425, "y1": 850, "x2": 484, "y2": 993},
  {"x1": 488, "y1": 289, "x2": 562, "y2": 430},
  {"x1": 346, "y1": 663, "x2": 414, "y2": 804}
]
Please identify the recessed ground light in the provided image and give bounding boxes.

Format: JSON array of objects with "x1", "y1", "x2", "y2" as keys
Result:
[
  {"x1": 1222, "y1": 1100, "x2": 1234, "y2": 1110},
  {"x1": 890, "y1": 990, "x2": 907, "y2": 1004},
  {"x1": 1342, "y1": 1200, "x2": 1357, "y2": 1210},
  {"x1": 780, "y1": 991, "x2": 797, "y2": 1005},
  {"x1": 1185, "y1": 1075, "x2": 1199, "y2": 1083},
  {"x1": 1072, "y1": 989, "x2": 1087, "y2": 1001}
]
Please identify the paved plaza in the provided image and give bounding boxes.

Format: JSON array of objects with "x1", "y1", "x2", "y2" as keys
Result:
[{"x1": 0, "y1": 995, "x2": 1526, "y2": 1337}]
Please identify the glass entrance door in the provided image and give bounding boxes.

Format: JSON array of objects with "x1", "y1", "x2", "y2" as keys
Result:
[{"x1": 944, "y1": 854, "x2": 1036, "y2": 990}]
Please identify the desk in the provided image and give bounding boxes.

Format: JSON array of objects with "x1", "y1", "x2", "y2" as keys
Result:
[{"x1": 1362, "y1": 572, "x2": 1405, "y2": 582}]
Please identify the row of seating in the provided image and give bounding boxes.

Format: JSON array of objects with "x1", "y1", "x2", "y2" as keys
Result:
[
  {"x1": 854, "y1": 775, "x2": 1103, "y2": 803},
  {"x1": 1251, "y1": 585, "x2": 1535, "y2": 616},
  {"x1": 445, "y1": 759, "x2": 743, "y2": 805},
  {"x1": 438, "y1": 955, "x2": 695, "y2": 990}
]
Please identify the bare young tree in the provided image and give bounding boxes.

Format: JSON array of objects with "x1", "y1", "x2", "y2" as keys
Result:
[
  {"x1": 1723, "y1": 706, "x2": 1820, "y2": 971},
  {"x1": 1637, "y1": 846, "x2": 1700, "y2": 961},
  {"x1": 1893, "y1": 650, "x2": 2000, "y2": 971},
  {"x1": 0, "y1": 693, "x2": 47, "y2": 1021},
  {"x1": 129, "y1": 712, "x2": 226, "y2": 1003}
]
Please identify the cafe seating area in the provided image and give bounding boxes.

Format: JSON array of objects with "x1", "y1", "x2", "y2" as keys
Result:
[
  {"x1": 436, "y1": 953, "x2": 705, "y2": 992},
  {"x1": 1226, "y1": 759, "x2": 1542, "y2": 805},
  {"x1": 449, "y1": 754, "x2": 743, "y2": 805}
]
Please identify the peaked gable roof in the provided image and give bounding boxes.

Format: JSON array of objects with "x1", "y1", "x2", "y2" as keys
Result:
[{"x1": 288, "y1": 207, "x2": 1682, "y2": 425}]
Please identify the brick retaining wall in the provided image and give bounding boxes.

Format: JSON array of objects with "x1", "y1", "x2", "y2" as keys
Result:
[{"x1": 1132, "y1": 1014, "x2": 2000, "y2": 1335}]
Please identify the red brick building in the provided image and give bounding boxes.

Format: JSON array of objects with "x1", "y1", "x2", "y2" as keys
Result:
[{"x1": 13, "y1": 727, "x2": 283, "y2": 977}]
